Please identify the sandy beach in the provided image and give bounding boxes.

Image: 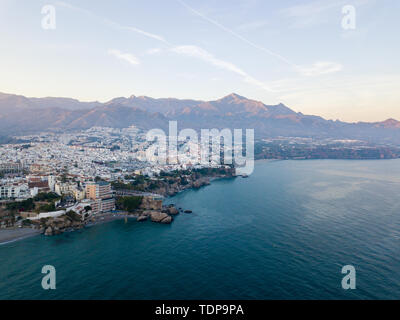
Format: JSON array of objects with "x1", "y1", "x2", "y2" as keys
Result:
[
  {"x1": 0, "y1": 212, "x2": 138, "y2": 245},
  {"x1": 0, "y1": 228, "x2": 41, "y2": 245}
]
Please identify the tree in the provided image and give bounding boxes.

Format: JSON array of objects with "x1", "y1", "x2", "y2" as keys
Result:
[
  {"x1": 66, "y1": 210, "x2": 81, "y2": 222},
  {"x1": 33, "y1": 192, "x2": 60, "y2": 202},
  {"x1": 116, "y1": 196, "x2": 143, "y2": 213},
  {"x1": 35, "y1": 203, "x2": 56, "y2": 213},
  {"x1": 6, "y1": 198, "x2": 35, "y2": 212}
]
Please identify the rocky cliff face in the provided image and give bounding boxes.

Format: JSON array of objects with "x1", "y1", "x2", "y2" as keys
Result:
[
  {"x1": 155, "y1": 177, "x2": 210, "y2": 196},
  {"x1": 152, "y1": 170, "x2": 234, "y2": 197},
  {"x1": 139, "y1": 196, "x2": 163, "y2": 210},
  {"x1": 34, "y1": 212, "x2": 85, "y2": 236}
]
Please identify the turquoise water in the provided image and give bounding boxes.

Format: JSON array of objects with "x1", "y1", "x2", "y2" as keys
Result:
[{"x1": 2, "y1": 160, "x2": 400, "y2": 299}]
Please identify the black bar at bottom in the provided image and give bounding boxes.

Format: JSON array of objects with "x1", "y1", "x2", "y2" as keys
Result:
[{"x1": 0, "y1": 300, "x2": 397, "y2": 318}]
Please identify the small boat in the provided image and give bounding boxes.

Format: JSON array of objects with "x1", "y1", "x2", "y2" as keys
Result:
[{"x1": 241, "y1": 174, "x2": 249, "y2": 178}]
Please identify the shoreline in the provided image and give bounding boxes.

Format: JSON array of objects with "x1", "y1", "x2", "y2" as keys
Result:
[
  {"x1": 0, "y1": 228, "x2": 41, "y2": 246},
  {"x1": 0, "y1": 174, "x2": 233, "y2": 245},
  {"x1": 0, "y1": 213, "x2": 136, "y2": 245}
]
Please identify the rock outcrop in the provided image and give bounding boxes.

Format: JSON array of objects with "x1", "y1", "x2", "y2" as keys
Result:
[
  {"x1": 146, "y1": 211, "x2": 173, "y2": 224},
  {"x1": 167, "y1": 206, "x2": 179, "y2": 215},
  {"x1": 38, "y1": 212, "x2": 85, "y2": 236},
  {"x1": 139, "y1": 196, "x2": 163, "y2": 210},
  {"x1": 192, "y1": 178, "x2": 211, "y2": 189},
  {"x1": 137, "y1": 215, "x2": 148, "y2": 222}
]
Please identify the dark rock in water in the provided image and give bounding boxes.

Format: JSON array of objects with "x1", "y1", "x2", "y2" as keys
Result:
[
  {"x1": 160, "y1": 216, "x2": 172, "y2": 224},
  {"x1": 184, "y1": 210, "x2": 192, "y2": 213},
  {"x1": 167, "y1": 207, "x2": 179, "y2": 215},
  {"x1": 137, "y1": 215, "x2": 148, "y2": 222},
  {"x1": 44, "y1": 227, "x2": 53, "y2": 236}
]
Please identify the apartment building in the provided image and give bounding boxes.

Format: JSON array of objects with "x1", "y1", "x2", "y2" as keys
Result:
[
  {"x1": 85, "y1": 181, "x2": 113, "y2": 200},
  {"x1": 55, "y1": 182, "x2": 76, "y2": 196},
  {"x1": 0, "y1": 183, "x2": 30, "y2": 199},
  {"x1": 85, "y1": 181, "x2": 115, "y2": 214},
  {"x1": 0, "y1": 162, "x2": 23, "y2": 174}
]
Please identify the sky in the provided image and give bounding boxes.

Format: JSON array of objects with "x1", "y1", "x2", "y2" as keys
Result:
[{"x1": 0, "y1": 0, "x2": 399, "y2": 122}]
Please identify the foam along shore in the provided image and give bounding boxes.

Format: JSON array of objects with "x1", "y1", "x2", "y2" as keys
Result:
[{"x1": 0, "y1": 228, "x2": 41, "y2": 245}]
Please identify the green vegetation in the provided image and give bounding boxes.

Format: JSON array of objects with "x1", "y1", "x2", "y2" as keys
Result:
[
  {"x1": 116, "y1": 196, "x2": 143, "y2": 213},
  {"x1": 111, "y1": 181, "x2": 135, "y2": 190},
  {"x1": 6, "y1": 198, "x2": 34, "y2": 212},
  {"x1": 180, "y1": 177, "x2": 189, "y2": 185},
  {"x1": 33, "y1": 192, "x2": 60, "y2": 202},
  {"x1": 111, "y1": 175, "x2": 150, "y2": 191},
  {"x1": 66, "y1": 210, "x2": 81, "y2": 222},
  {"x1": 35, "y1": 202, "x2": 56, "y2": 213},
  {"x1": 112, "y1": 168, "x2": 234, "y2": 196},
  {"x1": 3, "y1": 192, "x2": 60, "y2": 218}
]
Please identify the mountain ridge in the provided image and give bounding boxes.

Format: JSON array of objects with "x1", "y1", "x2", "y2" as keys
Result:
[{"x1": 0, "y1": 91, "x2": 399, "y2": 144}]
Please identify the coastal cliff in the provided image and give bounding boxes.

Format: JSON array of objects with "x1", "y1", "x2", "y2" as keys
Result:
[
  {"x1": 0, "y1": 167, "x2": 235, "y2": 239},
  {"x1": 35, "y1": 211, "x2": 85, "y2": 236},
  {"x1": 112, "y1": 167, "x2": 235, "y2": 197}
]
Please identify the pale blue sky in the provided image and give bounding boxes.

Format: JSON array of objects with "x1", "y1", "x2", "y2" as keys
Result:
[{"x1": 0, "y1": 0, "x2": 399, "y2": 121}]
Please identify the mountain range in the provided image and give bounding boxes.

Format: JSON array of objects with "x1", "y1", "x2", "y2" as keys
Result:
[{"x1": 0, "y1": 91, "x2": 399, "y2": 144}]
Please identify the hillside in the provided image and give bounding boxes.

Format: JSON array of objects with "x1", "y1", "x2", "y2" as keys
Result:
[{"x1": 0, "y1": 91, "x2": 399, "y2": 144}]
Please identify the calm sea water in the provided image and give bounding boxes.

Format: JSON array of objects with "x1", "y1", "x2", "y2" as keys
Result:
[{"x1": 1, "y1": 160, "x2": 400, "y2": 300}]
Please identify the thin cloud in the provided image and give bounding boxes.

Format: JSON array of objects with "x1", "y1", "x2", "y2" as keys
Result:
[
  {"x1": 55, "y1": 1, "x2": 273, "y2": 92},
  {"x1": 146, "y1": 48, "x2": 162, "y2": 55},
  {"x1": 237, "y1": 20, "x2": 269, "y2": 32},
  {"x1": 297, "y1": 61, "x2": 343, "y2": 76},
  {"x1": 57, "y1": 1, "x2": 337, "y2": 91},
  {"x1": 170, "y1": 45, "x2": 273, "y2": 92},
  {"x1": 176, "y1": 0, "x2": 344, "y2": 77},
  {"x1": 104, "y1": 20, "x2": 169, "y2": 44},
  {"x1": 176, "y1": 0, "x2": 296, "y2": 68},
  {"x1": 108, "y1": 49, "x2": 140, "y2": 66},
  {"x1": 55, "y1": 1, "x2": 93, "y2": 15},
  {"x1": 56, "y1": 1, "x2": 168, "y2": 44}
]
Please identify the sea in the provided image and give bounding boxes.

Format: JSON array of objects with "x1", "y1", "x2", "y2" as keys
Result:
[{"x1": 1, "y1": 159, "x2": 400, "y2": 300}]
